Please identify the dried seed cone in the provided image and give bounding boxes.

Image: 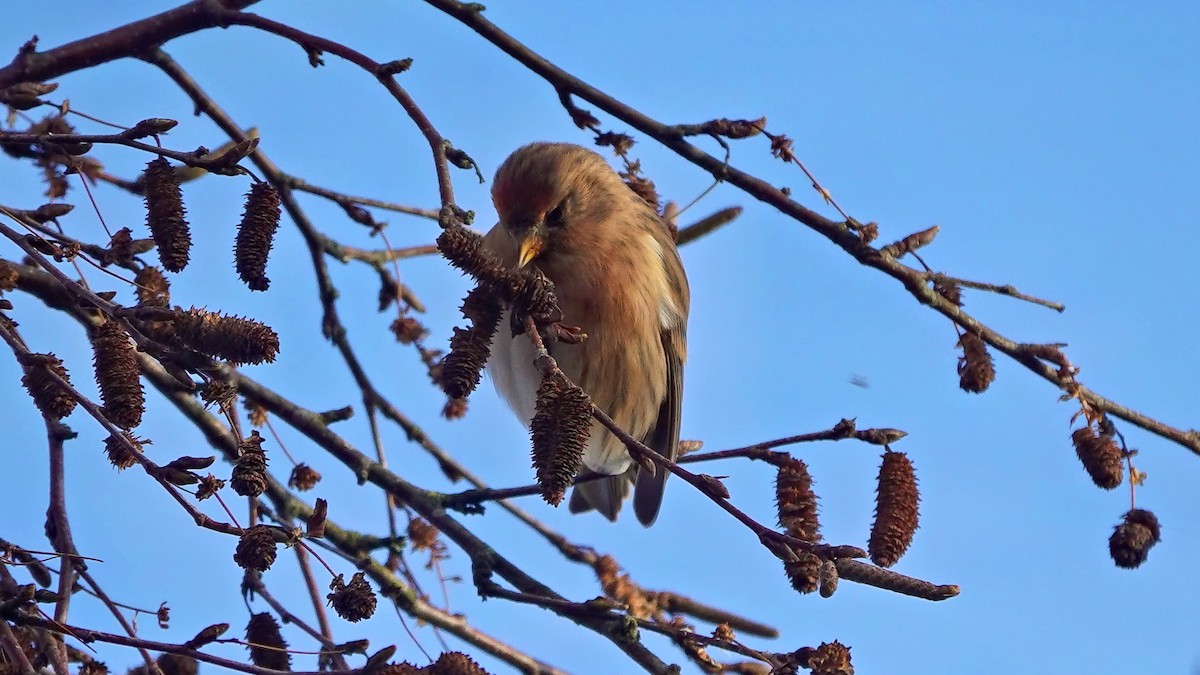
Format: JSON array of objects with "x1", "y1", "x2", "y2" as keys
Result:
[
  {"x1": 430, "y1": 651, "x2": 490, "y2": 675},
  {"x1": 775, "y1": 455, "x2": 821, "y2": 542},
  {"x1": 957, "y1": 332, "x2": 995, "y2": 393},
  {"x1": 20, "y1": 353, "x2": 76, "y2": 420},
  {"x1": 529, "y1": 371, "x2": 592, "y2": 506},
  {"x1": 1071, "y1": 426, "x2": 1124, "y2": 489},
  {"x1": 376, "y1": 665, "x2": 422, "y2": 675},
  {"x1": 441, "y1": 397, "x2": 468, "y2": 420},
  {"x1": 1109, "y1": 508, "x2": 1161, "y2": 569},
  {"x1": 438, "y1": 323, "x2": 497, "y2": 401},
  {"x1": 460, "y1": 284, "x2": 504, "y2": 328},
  {"x1": 288, "y1": 463, "x2": 321, "y2": 491},
  {"x1": 104, "y1": 431, "x2": 144, "y2": 470},
  {"x1": 0, "y1": 259, "x2": 20, "y2": 290},
  {"x1": 933, "y1": 280, "x2": 962, "y2": 306},
  {"x1": 79, "y1": 661, "x2": 108, "y2": 675},
  {"x1": 245, "y1": 612, "x2": 291, "y2": 671},
  {"x1": 200, "y1": 380, "x2": 237, "y2": 413},
  {"x1": 142, "y1": 157, "x2": 191, "y2": 272},
  {"x1": 233, "y1": 525, "x2": 277, "y2": 572},
  {"x1": 234, "y1": 182, "x2": 282, "y2": 291},
  {"x1": 231, "y1": 430, "x2": 268, "y2": 497},
  {"x1": 437, "y1": 226, "x2": 517, "y2": 294},
  {"x1": 90, "y1": 321, "x2": 144, "y2": 429},
  {"x1": 173, "y1": 306, "x2": 280, "y2": 364},
  {"x1": 869, "y1": 450, "x2": 920, "y2": 568},
  {"x1": 784, "y1": 551, "x2": 821, "y2": 594},
  {"x1": 804, "y1": 640, "x2": 854, "y2": 675},
  {"x1": 134, "y1": 266, "x2": 170, "y2": 306},
  {"x1": 407, "y1": 518, "x2": 440, "y2": 552},
  {"x1": 327, "y1": 572, "x2": 377, "y2": 622},
  {"x1": 390, "y1": 315, "x2": 428, "y2": 344},
  {"x1": 624, "y1": 175, "x2": 660, "y2": 211},
  {"x1": 513, "y1": 269, "x2": 561, "y2": 327}
]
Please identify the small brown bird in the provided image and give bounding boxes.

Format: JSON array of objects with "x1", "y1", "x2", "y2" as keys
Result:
[{"x1": 484, "y1": 142, "x2": 689, "y2": 526}]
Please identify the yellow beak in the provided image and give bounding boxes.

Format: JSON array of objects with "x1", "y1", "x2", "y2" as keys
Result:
[{"x1": 517, "y1": 233, "x2": 544, "y2": 269}]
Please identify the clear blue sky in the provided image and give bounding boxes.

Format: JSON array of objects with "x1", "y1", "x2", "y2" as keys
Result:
[{"x1": 2, "y1": 3, "x2": 1199, "y2": 674}]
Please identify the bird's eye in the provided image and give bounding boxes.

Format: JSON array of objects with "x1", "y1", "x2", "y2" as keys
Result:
[{"x1": 545, "y1": 203, "x2": 566, "y2": 228}]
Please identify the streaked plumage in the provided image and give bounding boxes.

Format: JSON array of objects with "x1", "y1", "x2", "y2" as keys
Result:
[{"x1": 483, "y1": 142, "x2": 689, "y2": 525}]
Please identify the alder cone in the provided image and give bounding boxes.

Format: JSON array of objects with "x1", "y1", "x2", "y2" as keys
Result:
[
  {"x1": 234, "y1": 182, "x2": 282, "y2": 291},
  {"x1": 775, "y1": 455, "x2": 821, "y2": 542},
  {"x1": 142, "y1": 157, "x2": 191, "y2": 272},
  {"x1": 1109, "y1": 508, "x2": 1161, "y2": 569},
  {"x1": 868, "y1": 450, "x2": 920, "y2": 568},
  {"x1": 1071, "y1": 426, "x2": 1123, "y2": 489},
  {"x1": 90, "y1": 321, "x2": 144, "y2": 429}
]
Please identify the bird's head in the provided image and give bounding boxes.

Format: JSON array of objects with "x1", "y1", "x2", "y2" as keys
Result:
[{"x1": 490, "y1": 142, "x2": 630, "y2": 271}]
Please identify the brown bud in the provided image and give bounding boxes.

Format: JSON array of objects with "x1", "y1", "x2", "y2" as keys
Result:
[
  {"x1": 957, "y1": 332, "x2": 995, "y2": 393},
  {"x1": 141, "y1": 157, "x2": 191, "y2": 272},
  {"x1": 234, "y1": 182, "x2": 282, "y2": 291},
  {"x1": 327, "y1": 572, "x2": 377, "y2": 622},
  {"x1": 233, "y1": 525, "x2": 278, "y2": 572},
  {"x1": 164, "y1": 455, "x2": 215, "y2": 471},
  {"x1": 818, "y1": 560, "x2": 839, "y2": 598},
  {"x1": 19, "y1": 352, "x2": 76, "y2": 420},
  {"x1": 231, "y1": 430, "x2": 268, "y2": 497},
  {"x1": 880, "y1": 225, "x2": 939, "y2": 258},
  {"x1": 90, "y1": 320, "x2": 144, "y2": 429},
  {"x1": 183, "y1": 622, "x2": 228, "y2": 649},
  {"x1": 123, "y1": 118, "x2": 179, "y2": 140},
  {"x1": 0, "y1": 81, "x2": 58, "y2": 110},
  {"x1": 1070, "y1": 426, "x2": 1123, "y2": 490},
  {"x1": 868, "y1": 450, "x2": 920, "y2": 568},
  {"x1": 245, "y1": 612, "x2": 291, "y2": 671},
  {"x1": 307, "y1": 497, "x2": 328, "y2": 539},
  {"x1": 775, "y1": 455, "x2": 821, "y2": 543},
  {"x1": 529, "y1": 371, "x2": 592, "y2": 506},
  {"x1": 1109, "y1": 508, "x2": 1161, "y2": 569}
]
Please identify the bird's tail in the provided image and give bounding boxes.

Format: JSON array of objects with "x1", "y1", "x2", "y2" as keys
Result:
[{"x1": 568, "y1": 470, "x2": 633, "y2": 521}]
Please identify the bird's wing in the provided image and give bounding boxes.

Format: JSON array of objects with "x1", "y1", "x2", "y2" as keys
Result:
[{"x1": 633, "y1": 234, "x2": 689, "y2": 526}]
